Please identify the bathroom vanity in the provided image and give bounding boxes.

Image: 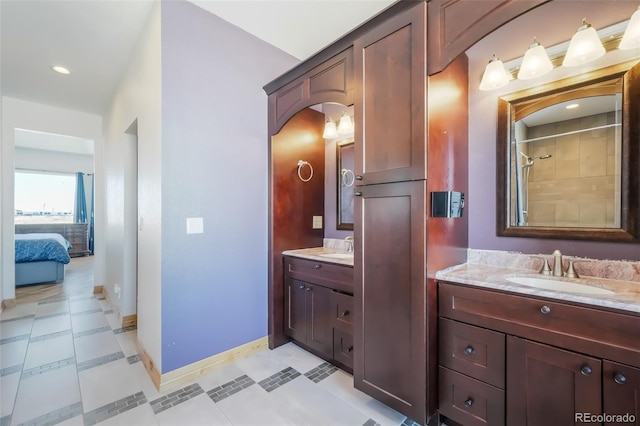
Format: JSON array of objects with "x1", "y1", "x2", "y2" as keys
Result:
[{"x1": 436, "y1": 259, "x2": 640, "y2": 426}]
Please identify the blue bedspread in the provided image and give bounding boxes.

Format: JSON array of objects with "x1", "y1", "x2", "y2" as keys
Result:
[{"x1": 15, "y1": 234, "x2": 71, "y2": 264}]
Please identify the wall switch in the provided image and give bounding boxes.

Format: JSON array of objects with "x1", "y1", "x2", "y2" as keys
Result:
[
  {"x1": 186, "y1": 217, "x2": 204, "y2": 234},
  {"x1": 312, "y1": 216, "x2": 323, "y2": 229}
]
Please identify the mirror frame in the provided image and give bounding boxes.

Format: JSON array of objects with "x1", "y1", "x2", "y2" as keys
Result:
[
  {"x1": 336, "y1": 138, "x2": 355, "y2": 231},
  {"x1": 497, "y1": 60, "x2": 640, "y2": 242}
]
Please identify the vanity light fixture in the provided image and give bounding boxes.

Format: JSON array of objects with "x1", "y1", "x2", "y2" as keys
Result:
[
  {"x1": 337, "y1": 112, "x2": 354, "y2": 135},
  {"x1": 619, "y1": 6, "x2": 640, "y2": 50},
  {"x1": 517, "y1": 38, "x2": 553, "y2": 80},
  {"x1": 51, "y1": 65, "x2": 70, "y2": 75},
  {"x1": 563, "y1": 18, "x2": 605, "y2": 66},
  {"x1": 479, "y1": 54, "x2": 510, "y2": 91},
  {"x1": 322, "y1": 117, "x2": 338, "y2": 139}
]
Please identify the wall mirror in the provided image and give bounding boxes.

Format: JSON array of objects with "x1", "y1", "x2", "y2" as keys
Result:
[
  {"x1": 336, "y1": 138, "x2": 354, "y2": 230},
  {"x1": 497, "y1": 61, "x2": 640, "y2": 242}
]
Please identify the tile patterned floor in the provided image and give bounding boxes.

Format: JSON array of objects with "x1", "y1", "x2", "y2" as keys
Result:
[{"x1": 0, "y1": 293, "x2": 418, "y2": 426}]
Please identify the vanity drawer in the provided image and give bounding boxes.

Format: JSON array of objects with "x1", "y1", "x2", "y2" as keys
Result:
[
  {"x1": 284, "y1": 256, "x2": 353, "y2": 293},
  {"x1": 439, "y1": 366, "x2": 505, "y2": 426},
  {"x1": 332, "y1": 291, "x2": 354, "y2": 331},
  {"x1": 439, "y1": 282, "x2": 640, "y2": 367},
  {"x1": 439, "y1": 318, "x2": 505, "y2": 388}
]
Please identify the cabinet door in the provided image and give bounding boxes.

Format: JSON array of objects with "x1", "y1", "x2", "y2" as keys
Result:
[
  {"x1": 353, "y1": 2, "x2": 426, "y2": 185},
  {"x1": 354, "y1": 180, "x2": 426, "y2": 422},
  {"x1": 603, "y1": 361, "x2": 640, "y2": 425},
  {"x1": 305, "y1": 283, "x2": 333, "y2": 358},
  {"x1": 507, "y1": 336, "x2": 602, "y2": 426},
  {"x1": 284, "y1": 278, "x2": 307, "y2": 343}
]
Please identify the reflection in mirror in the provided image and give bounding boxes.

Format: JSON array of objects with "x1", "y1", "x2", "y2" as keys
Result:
[
  {"x1": 337, "y1": 139, "x2": 354, "y2": 230},
  {"x1": 497, "y1": 61, "x2": 640, "y2": 241}
]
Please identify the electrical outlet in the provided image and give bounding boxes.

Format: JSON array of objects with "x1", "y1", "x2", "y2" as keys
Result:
[
  {"x1": 312, "y1": 216, "x2": 323, "y2": 229},
  {"x1": 114, "y1": 284, "x2": 121, "y2": 298}
]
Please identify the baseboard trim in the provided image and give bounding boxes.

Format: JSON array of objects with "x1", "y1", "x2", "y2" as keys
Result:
[
  {"x1": 1, "y1": 299, "x2": 17, "y2": 310},
  {"x1": 93, "y1": 285, "x2": 104, "y2": 294},
  {"x1": 137, "y1": 336, "x2": 269, "y2": 392},
  {"x1": 122, "y1": 314, "x2": 137, "y2": 328}
]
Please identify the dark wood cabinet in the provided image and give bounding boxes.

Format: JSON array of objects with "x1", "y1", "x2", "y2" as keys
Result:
[
  {"x1": 354, "y1": 2, "x2": 426, "y2": 186},
  {"x1": 507, "y1": 336, "x2": 602, "y2": 426},
  {"x1": 603, "y1": 361, "x2": 640, "y2": 425}
]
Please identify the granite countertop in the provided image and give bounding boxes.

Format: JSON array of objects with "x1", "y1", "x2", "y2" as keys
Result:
[
  {"x1": 436, "y1": 263, "x2": 640, "y2": 314},
  {"x1": 283, "y1": 247, "x2": 354, "y2": 267}
]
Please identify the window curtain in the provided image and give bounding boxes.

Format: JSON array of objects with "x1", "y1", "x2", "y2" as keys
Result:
[
  {"x1": 89, "y1": 174, "x2": 95, "y2": 254},
  {"x1": 74, "y1": 172, "x2": 88, "y2": 223}
]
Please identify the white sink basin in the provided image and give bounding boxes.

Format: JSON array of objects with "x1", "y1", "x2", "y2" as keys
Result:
[
  {"x1": 506, "y1": 276, "x2": 615, "y2": 295},
  {"x1": 318, "y1": 253, "x2": 353, "y2": 259}
]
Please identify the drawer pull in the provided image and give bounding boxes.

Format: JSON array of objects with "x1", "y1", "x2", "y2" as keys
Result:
[
  {"x1": 305, "y1": 287, "x2": 311, "y2": 292},
  {"x1": 580, "y1": 365, "x2": 592, "y2": 376},
  {"x1": 355, "y1": 175, "x2": 363, "y2": 180},
  {"x1": 341, "y1": 310, "x2": 350, "y2": 317},
  {"x1": 298, "y1": 285, "x2": 305, "y2": 289},
  {"x1": 314, "y1": 264, "x2": 321, "y2": 269},
  {"x1": 348, "y1": 346, "x2": 354, "y2": 352},
  {"x1": 540, "y1": 305, "x2": 551, "y2": 314},
  {"x1": 355, "y1": 191, "x2": 363, "y2": 196},
  {"x1": 614, "y1": 374, "x2": 627, "y2": 385},
  {"x1": 463, "y1": 346, "x2": 475, "y2": 355},
  {"x1": 464, "y1": 398, "x2": 474, "y2": 408}
]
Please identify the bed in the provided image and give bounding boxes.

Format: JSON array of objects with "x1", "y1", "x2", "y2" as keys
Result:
[{"x1": 15, "y1": 233, "x2": 72, "y2": 286}]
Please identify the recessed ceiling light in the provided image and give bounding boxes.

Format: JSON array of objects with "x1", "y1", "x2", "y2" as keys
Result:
[
  {"x1": 566, "y1": 103, "x2": 579, "y2": 109},
  {"x1": 52, "y1": 65, "x2": 70, "y2": 75}
]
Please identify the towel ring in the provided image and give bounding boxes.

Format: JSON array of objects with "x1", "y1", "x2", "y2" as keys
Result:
[
  {"x1": 341, "y1": 169, "x2": 355, "y2": 187},
  {"x1": 297, "y1": 160, "x2": 313, "y2": 182}
]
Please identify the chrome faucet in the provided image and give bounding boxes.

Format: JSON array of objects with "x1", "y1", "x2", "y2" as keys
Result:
[
  {"x1": 551, "y1": 250, "x2": 563, "y2": 277},
  {"x1": 345, "y1": 236, "x2": 354, "y2": 253}
]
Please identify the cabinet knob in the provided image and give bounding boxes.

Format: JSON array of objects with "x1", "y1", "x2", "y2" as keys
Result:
[
  {"x1": 614, "y1": 373, "x2": 627, "y2": 385},
  {"x1": 355, "y1": 175, "x2": 363, "y2": 181},
  {"x1": 298, "y1": 285, "x2": 305, "y2": 289},
  {"x1": 341, "y1": 310, "x2": 350, "y2": 317},
  {"x1": 355, "y1": 191, "x2": 362, "y2": 197},
  {"x1": 463, "y1": 346, "x2": 475, "y2": 355},
  {"x1": 540, "y1": 305, "x2": 551, "y2": 314},
  {"x1": 464, "y1": 398, "x2": 474, "y2": 408},
  {"x1": 580, "y1": 365, "x2": 592, "y2": 376},
  {"x1": 348, "y1": 346, "x2": 354, "y2": 353},
  {"x1": 314, "y1": 264, "x2": 321, "y2": 269}
]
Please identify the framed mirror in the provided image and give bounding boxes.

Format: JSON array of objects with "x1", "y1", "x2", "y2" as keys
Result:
[
  {"x1": 497, "y1": 60, "x2": 640, "y2": 242},
  {"x1": 336, "y1": 138, "x2": 355, "y2": 230}
]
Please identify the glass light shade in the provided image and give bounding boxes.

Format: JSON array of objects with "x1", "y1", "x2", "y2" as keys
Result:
[
  {"x1": 479, "y1": 55, "x2": 510, "y2": 91},
  {"x1": 562, "y1": 20, "x2": 605, "y2": 66},
  {"x1": 517, "y1": 40, "x2": 553, "y2": 80},
  {"x1": 322, "y1": 119, "x2": 338, "y2": 138},
  {"x1": 619, "y1": 6, "x2": 640, "y2": 50},
  {"x1": 337, "y1": 113, "x2": 353, "y2": 134}
]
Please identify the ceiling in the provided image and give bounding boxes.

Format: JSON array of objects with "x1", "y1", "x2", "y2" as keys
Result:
[{"x1": 1, "y1": 0, "x2": 395, "y2": 154}]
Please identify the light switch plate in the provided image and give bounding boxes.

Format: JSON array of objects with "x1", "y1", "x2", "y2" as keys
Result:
[
  {"x1": 312, "y1": 216, "x2": 323, "y2": 229},
  {"x1": 186, "y1": 217, "x2": 204, "y2": 234}
]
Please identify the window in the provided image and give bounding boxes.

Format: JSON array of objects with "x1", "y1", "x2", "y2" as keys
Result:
[{"x1": 15, "y1": 170, "x2": 75, "y2": 224}]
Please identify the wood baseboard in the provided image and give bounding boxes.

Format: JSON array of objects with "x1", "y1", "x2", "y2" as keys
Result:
[
  {"x1": 137, "y1": 336, "x2": 269, "y2": 392},
  {"x1": 1, "y1": 299, "x2": 17, "y2": 310},
  {"x1": 100, "y1": 287, "x2": 137, "y2": 328},
  {"x1": 93, "y1": 285, "x2": 104, "y2": 294},
  {"x1": 122, "y1": 314, "x2": 137, "y2": 328}
]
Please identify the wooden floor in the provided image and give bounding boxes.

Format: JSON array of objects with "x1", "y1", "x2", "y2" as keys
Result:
[{"x1": 15, "y1": 256, "x2": 95, "y2": 304}]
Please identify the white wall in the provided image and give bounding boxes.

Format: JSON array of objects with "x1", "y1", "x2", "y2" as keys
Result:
[
  {"x1": 1, "y1": 97, "x2": 102, "y2": 302},
  {"x1": 102, "y1": 2, "x2": 162, "y2": 366},
  {"x1": 15, "y1": 147, "x2": 93, "y2": 173}
]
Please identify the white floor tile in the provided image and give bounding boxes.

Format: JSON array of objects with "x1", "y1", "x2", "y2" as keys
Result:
[
  {"x1": 318, "y1": 369, "x2": 406, "y2": 426},
  {"x1": 0, "y1": 317, "x2": 34, "y2": 339},
  {"x1": 0, "y1": 303, "x2": 37, "y2": 321},
  {"x1": 216, "y1": 385, "x2": 297, "y2": 426},
  {"x1": 270, "y1": 343, "x2": 325, "y2": 374},
  {"x1": 130, "y1": 362, "x2": 164, "y2": 402},
  {"x1": 155, "y1": 393, "x2": 231, "y2": 426},
  {"x1": 78, "y1": 358, "x2": 143, "y2": 412},
  {"x1": 97, "y1": 403, "x2": 159, "y2": 426},
  {"x1": 56, "y1": 414, "x2": 85, "y2": 426},
  {"x1": 114, "y1": 330, "x2": 138, "y2": 357},
  {"x1": 22, "y1": 333, "x2": 75, "y2": 370},
  {"x1": 69, "y1": 298, "x2": 101, "y2": 314},
  {"x1": 98, "y1": 299, "x2": 111, "y2": 311},
  {"x1": 35, "y1": 300, "x2": 69, "y2": 317},
  {"x1": 105, "y1": 312, "x2": 122, "y2": 330},
  {"x1": 233, "y1": 348, "x2": 290, "y2": 382},
  {"x1": 30, "y1": 314, "x2": 71, "y2": 337},
  {"x1": 0, "y1": 372, "x2": 20, "y2": 418},
  {"x1": 74, "y1": 330, "x2": 121, "y2": 363},
  {"x1": 0, "y1": 339, "x2": 29, "y2": 369},
  {"x1": 71, "y1": 311, "x2": 109, "y2": 333},
  {"x1": 10, "y1": 364, "x2": 81, "y2": 425},
  {"x1": 196, "y1": 363, "x2": 247, "y2": 392}
]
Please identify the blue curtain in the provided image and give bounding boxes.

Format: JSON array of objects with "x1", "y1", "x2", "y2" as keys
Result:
[
  {"x1": 74, "y1": 172, "x2": 88, "y2": 223},
  {"x1": 89, "y1": 174, "x2": 95, "y2": 254}
]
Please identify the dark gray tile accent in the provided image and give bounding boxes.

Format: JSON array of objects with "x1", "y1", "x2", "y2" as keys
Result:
[
  {"x1": 401, "y1": 417, "x2": 421, "y2": 426},
  {"x1": 127, "y1": 354, "x2": 140, "y2": 364},
  {"x1": 150, "y1": 383, "x2": 204, "y2": 414},
  {"x1": 112, "y1": 325, "x2": 137, "y2": 335},
  {"x1": 83, "y1": 391, "x2": 146, "y2": 426},
  {"x1": 1, "y1": 364, "x2": 22, "y2": 377},
  {"x1": 96, "y1": 296, "x2": 106, "y2": 300},
  {"x1": 303, "y1": 362, "x2": 338, "y2": 384},
  {"x1": 206, "y1": 374, "x2": 255, "y2": 403},
  {"x1": 71, "y1": 308, "x2": 102, "y2": 316},
  {"x1": 69, "y1": 295, "x2": 97, "y2": 301},
  {"x1": 29, "y1": 329, "x2": 72, "y2": 342},
  {"x1": 0, "y1": 415, "x2": 10, "y2": 426},
  {"x1": 73, "y1": 326, "x2": 111, "y2": 339},
  {"x1": 37, "y1": 297, "x2": 68, "y2": 305},
  {"x1": 76, "y1": 351, "x2": 124, "y2": 372},
  {"x1": 0, "y1": 333, "x2": 30, "y2": 345},
  {"x1": 0, "y1": 314, "x2": 35, "y2": 323},
  {"x1": 15, "y1": 401, "x2": 82, "y2": 426},
  {"x1": 103, "y1": 309, "x2": 114, "y2": 314},
  {"x1": 257, "y1": 367, "x2": 301, "y2": 392},
  {"x1": 21, "y1": 357, "x2": 76, "y2": 379},
  {"x1": 35, "y1": 312, "x2": 69, "y2": 321},
  {"x1": 363, "y1": 419, "x2": 382, "y2": 426}
]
